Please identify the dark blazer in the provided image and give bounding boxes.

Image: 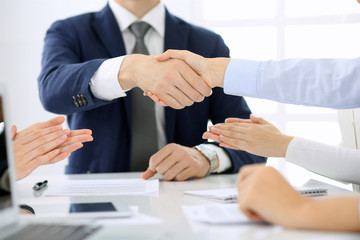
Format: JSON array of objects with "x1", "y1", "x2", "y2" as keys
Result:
[{"x1": 38, "y1": 5, "x2": 266, "y2": 174}]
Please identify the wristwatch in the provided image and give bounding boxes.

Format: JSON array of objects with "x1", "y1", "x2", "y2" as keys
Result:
[{"x1": 195, "y1": 144, "x2": 217, "y2": 175}]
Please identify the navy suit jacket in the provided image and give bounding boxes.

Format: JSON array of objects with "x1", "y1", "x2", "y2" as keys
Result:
[{"x1": 38, "y1": 5, "x2": 266, "y2": 174}]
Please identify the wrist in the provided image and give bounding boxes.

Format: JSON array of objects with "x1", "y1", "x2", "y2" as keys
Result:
[
  {"x1": 118, "y1": 54, "x2": 145, "y2": 90},
  {"x1": 279, "y1": 135, "x2": 294, "y2": 157},
  {"x1": 195, "y1": 144, "x2": 218, "y2": 175},
  {"x1": 208, "y1": 58, "x2": 231, "y2": 88},
  {"x1": 288, "y1": 197, "x2": 317, "y2": 229}
]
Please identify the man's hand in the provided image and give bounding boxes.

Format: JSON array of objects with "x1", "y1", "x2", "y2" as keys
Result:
[
  {"x1": 144, "y1": 50, "x2": 230, "y2": 107},
  {"x1": 157, "y1": 50, "x2": 230, "y2": 89},
  {"x1": 141, "y1": 143, "x2": 215, "y2": 181},
  {"x1": 12, "y1": 116, "x2": 93, "y2": 180},
  {"x1": 118, "y1": 54, "x2": 212, "y2": 109}
]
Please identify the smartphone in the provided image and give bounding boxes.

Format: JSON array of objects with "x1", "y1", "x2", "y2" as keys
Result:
[{"x1": 69, "y1": 202, "x2": 132, "y2": 218}]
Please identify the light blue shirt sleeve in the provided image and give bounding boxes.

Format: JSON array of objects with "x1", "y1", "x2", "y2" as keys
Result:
[
  {"x1": 224, "y1": 58, "x2": 360, "y2": 109},
  {"x1": 224, "y1": 59, "x2": 262, "y2": 97}
]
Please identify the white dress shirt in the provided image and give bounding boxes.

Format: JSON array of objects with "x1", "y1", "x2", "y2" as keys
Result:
[{"x1": 90, "y1": 0, "x2": 231, "y2": 173}]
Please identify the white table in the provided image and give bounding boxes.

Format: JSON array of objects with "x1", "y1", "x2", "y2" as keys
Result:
[{"x1": 16, "y1": 172, "x2": 360, "y2": 240}]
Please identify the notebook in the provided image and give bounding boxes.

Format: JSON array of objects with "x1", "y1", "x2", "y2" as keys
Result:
[{"x1": 184, "y1": 187, "x2": 327, "y2": 203}]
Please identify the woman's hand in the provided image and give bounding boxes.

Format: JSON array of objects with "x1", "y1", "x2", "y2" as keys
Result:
[
  {"x1": 203, "y1": 115, "x2": 293, "y2": 157},
  {"x1": 237, "y1": 164, "x2": 309, "y2": 227},
  {"x1": 12, "y1": 116, "x2": 93, "y2": 180}
]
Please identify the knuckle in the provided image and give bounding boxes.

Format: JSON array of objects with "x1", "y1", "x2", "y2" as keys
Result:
[
  {"x1": 176, "y1": 104, "x2": 185, "y2": 109},
  {"x1": 184, "y1": 99, "x2": 193, "y2": 107},
  {"x1": 175, "y1": 174, "x2": 184, "y2": 181},
  {"x1": 193, "y1": 93, "x2": 204, "y2": 102},
  {"x1": 168, "y1": 143, "x2": 178, "y2": 149},
  {"x1": 149, "y1": 157, "x2": 156, "y2": 166},
  {"x1": 163, "y1": 173, "x2": 171, "y2": 181},
  {"x1": 156, "y1": 166, "x2": 165, "y2": 174}
]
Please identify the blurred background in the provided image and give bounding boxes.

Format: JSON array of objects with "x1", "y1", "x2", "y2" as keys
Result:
[{"x1": 0, "y1": 0, "x2": 359, "y2": 189}]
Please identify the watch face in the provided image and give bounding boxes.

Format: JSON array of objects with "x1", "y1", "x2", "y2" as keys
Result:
[{"x1": 196, "y1": 145, "x2": 217, "y2": 173}]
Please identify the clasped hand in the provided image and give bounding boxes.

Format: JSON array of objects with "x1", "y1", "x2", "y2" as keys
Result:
[{"x1": 119, "y1": 51, "x2": 230, "y2": 109}]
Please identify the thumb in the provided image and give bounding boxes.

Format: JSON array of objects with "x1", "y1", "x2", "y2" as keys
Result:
[
  {"x1": 10, "y1": 125, "x2": 17, "y2": 140},
  {"x1": 156, "y1": 49, "x2": 188, "y2": 62},
  {"x1": 141, "y1": 168, "x2": 157, "y2": 179},
  {"x1": 250, "y1": 114, "x2": 267, "y2": 124}
]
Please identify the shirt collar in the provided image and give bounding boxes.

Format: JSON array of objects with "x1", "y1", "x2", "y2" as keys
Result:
[{"x1": 109, "y1": 0, "x2": 165, "y2": 37}]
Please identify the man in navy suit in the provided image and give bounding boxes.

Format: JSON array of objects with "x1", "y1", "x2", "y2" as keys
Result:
[{"x1": 38, "y1": 0, "x2": 265, "y2": 180}]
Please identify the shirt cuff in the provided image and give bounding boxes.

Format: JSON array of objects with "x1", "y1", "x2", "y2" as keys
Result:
[
  {"x1": 207, "y1": 144, "x2": 232, "y2": 173},
  {"x1": 224, "y1": 59, "x2": 262, "y2": 97},
  {"x1": 89, "y1": 56, "x2": 127, "y2": 101}
]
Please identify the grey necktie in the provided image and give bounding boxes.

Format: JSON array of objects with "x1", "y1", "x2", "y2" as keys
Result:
[{"x1": 129, "y1": 22, "x2": 158, "y2": 171}]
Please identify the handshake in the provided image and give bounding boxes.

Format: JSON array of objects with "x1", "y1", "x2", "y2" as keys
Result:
[{"x1": 118, "y1": 50, "x2": 231, "y2": 109}]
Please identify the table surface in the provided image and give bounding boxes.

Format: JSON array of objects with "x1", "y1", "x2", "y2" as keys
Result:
[{"x1": 15, "y1": 172, "x2": 360, "y2": 240}]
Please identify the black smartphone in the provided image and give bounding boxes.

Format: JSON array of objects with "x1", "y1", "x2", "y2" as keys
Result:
[
  {"x1": 70, "y1": 202, "x2": 117, "y2": 213},
  {"x1": 69, "y1": 202, "x2": 132, "y2": 218}
]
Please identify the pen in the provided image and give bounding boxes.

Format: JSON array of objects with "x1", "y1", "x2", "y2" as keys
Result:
[{"x1": 32, "y1": 180, "x2": 48, "y2": 191}]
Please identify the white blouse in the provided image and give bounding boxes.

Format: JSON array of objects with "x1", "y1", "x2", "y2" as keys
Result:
[{"x1": 285, "y1": 137, "x2": 360, "y2": 185}]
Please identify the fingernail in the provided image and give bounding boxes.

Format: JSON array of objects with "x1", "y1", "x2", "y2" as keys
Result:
[
  {"x1": 57, "y1": 125, "x2": 62, "y2": 130},
  {"x1": 211, "y1": 127, "x2": 219, "y2": 133},
  {"x1": 60, "y1": 135, "x2": 67, "y2": 140},
  {"x1": 63, "y1": 129, "x2": 70, "y2": 134},
  {"x1": 53, "y1": 149, "x2": 60, "y2": 155}
]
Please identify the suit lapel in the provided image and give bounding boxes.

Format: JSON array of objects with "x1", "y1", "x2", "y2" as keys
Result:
[
  {"x1": 92, "y1": 4, "x2": 126, "y2": 58},
  {"x1": 164, "y1": 10, "x2": 190, "y2": 143},
  {"x1": 92, "y1": 4, "x2": 132, "y2": 132}
]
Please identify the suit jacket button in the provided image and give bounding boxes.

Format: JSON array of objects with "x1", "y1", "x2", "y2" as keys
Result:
[
  {"x1": 80, "y1": 94, "x2": 87, "y2": 105},
  {"x1": 73, "y1": 96, "x2": 79, "y2": 107},
  {"x1": 77, "y1": 95, "x2": 83, "y2": 106}
]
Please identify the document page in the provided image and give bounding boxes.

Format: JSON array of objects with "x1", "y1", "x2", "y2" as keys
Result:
[
  {"x1": 46, "y1": 179, "x2": 159, "y2": 197},
  {"x1": 182, "y1": 203, "x2": 252, "y2": 224}
]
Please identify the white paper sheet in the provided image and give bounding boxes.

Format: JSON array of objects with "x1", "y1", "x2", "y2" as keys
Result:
[
  {"x1": 46, "y1": 179, "x2": 159, "y2": 197},
  {"x1": 96, "y1": 206, "x2": 163, "y2": 226},
  {"x1": 182, "y1": 203, "x2": 252, "y2": 224}
]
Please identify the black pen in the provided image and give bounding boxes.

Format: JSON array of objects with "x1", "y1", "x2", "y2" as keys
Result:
[{"x1": 32, "y1": 180, "x2": 48, "y2": 191}]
